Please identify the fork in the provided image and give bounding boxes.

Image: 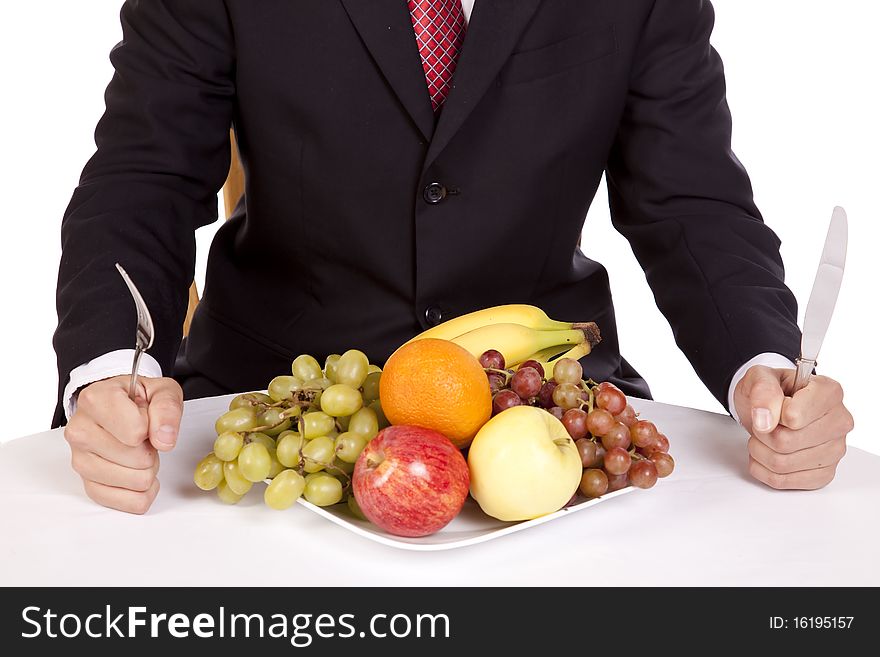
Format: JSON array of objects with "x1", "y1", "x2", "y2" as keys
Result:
[{"x1": 115, "y1": 263, "x2": 156, "y2": 400}]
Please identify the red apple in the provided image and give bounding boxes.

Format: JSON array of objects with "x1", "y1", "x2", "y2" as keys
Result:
[{"x1": 352, "y1": 425, "x2": 469, "y2": 537}]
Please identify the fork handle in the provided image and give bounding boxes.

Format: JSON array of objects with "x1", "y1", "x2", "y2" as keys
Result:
[{"x1": 129, "y1": 347, "x2": 144, "y2": 400}]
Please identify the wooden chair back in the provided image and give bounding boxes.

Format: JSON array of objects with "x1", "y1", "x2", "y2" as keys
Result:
[{"x1": 182, "y1": 129, "x2": 244, "y2": 335}]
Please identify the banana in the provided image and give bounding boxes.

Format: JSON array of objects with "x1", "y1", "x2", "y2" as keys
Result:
[
  {"x1": 516, "y1": 341, "x2": 594, "y2": 375},
  {"x1": 408, "y1": 304, "x2": 574, "y2": 344},
  {"x1": 510, "y1": 344, "x2": 571, "y2": 368},
  {"x1": 449, "y1": 323, "x2": 600, "y2": 366}
]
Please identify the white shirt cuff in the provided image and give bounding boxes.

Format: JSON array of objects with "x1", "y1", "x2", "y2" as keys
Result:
[
  {"x1": 727, "y1": 352, "x2": 797, "y2": 425},
  {"x1": 63, "y1": 350, "x2": 163, "y2": 420}
]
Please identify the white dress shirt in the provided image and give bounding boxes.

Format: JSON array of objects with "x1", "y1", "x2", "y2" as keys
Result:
[
  {"x1": 461, "y1": 0, "x2": 475, "y2": 23},
  {"x1": 63, "y1": 0, "x2": 796, "y2": 424}
]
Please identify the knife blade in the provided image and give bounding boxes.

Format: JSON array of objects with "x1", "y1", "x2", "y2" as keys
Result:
[{"x1": 792, "y1": 206, "x2": 848, "y2": 393}]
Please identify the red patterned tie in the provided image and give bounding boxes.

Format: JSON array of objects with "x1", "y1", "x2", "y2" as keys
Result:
[{"x1": 408, "y1": 0, "x2": 467, "y2": 112}]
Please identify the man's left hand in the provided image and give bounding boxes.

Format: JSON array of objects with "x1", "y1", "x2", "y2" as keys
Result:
[{"x1": 734, "y1": 366, "x2": 854, "y2": 490}]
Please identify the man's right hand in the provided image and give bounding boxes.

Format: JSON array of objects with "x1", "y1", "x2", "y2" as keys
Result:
[{"x1": 63, "y1": 375, "x2": 184, "y2": 514}]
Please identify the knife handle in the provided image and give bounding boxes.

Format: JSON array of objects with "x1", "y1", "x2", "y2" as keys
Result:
[{"x1": 791, "y1": 357, "x2": 816, "y2": 395}]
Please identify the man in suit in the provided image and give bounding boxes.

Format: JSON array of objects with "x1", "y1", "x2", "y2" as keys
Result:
[{"x1": 55, "y1": 0, "x2": 853, "y2": 513}]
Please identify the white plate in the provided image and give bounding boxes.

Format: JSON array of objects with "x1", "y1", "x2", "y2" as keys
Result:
[{"x1": 295, "y1": 487, "x2": 636, "y2": 551}]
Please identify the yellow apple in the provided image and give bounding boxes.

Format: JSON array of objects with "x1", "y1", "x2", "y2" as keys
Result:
[{"x1": 468, "y1": 406, "x2": 582, "y2": 521}]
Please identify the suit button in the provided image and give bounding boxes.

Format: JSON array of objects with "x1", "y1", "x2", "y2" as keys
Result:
[
  {"x1": 423, "y1": 182, "x2": 447, "y2": 204},
  {"x1": 424, "y1": 306, "x2": 444, "y2": 326}
]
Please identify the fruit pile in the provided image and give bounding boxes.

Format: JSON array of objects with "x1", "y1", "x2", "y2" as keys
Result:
[
  {"x1": 192, "y1": 304, "x2": 677, "y2": 538},
  {"x1": 478, "y1": 349, "x2": 674, "y2": 500},
  {"x1": 193, "y1": 351, "x2": 387, "y2": 513}
]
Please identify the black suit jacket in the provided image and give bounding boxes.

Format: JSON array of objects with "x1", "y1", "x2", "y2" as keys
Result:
[{"x1": 53, "y1": 0, "x2": 801, "y2": 426}]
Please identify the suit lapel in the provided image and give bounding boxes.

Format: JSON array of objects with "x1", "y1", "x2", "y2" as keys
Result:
[
  {"x1": 339, "y1": 0, "x2": 435, "y2": 141},
  {"x1": 423, "y1": 0, "x2": 542, "y2": 171}
]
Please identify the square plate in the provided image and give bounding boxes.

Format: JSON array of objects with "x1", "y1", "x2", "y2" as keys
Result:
[{"x1": 295, "y1": 487, "x2": 636, "y2": 551}]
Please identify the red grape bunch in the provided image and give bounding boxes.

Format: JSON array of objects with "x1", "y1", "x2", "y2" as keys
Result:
[{"x1": 478, "y1": 349, "x2": 675, "y2": 499}]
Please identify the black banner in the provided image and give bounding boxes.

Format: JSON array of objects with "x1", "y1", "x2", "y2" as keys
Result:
[{"x1": 0, "y1": 587, "x2": 874, "y2": 654}]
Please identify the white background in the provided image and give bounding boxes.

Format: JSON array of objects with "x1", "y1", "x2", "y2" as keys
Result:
[{"x1": 0, "y1": 1, "x2": 875, "y2": 458}]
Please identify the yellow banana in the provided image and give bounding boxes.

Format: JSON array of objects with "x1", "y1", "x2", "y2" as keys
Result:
[
  {"x1": 510, "y1": 344, "x2": 571, "y2": 368},
  {"x1": 516, "y1": 341, "x2": 594, "y2": 375},
  {"x1": 450, "y1": 323, "x2": 599, "y2": 366},
  {"x1": 408, "y1": 304, "x2": 573, "y2": 344}
]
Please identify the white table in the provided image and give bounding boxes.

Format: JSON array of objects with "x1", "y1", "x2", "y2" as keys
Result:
[{"x1": 1, "y1": 395, "x2": 877, "y2": 586}]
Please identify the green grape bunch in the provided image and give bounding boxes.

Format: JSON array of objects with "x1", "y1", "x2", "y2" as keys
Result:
[{"x1": 193, "y1": 350, "x2": 389, "y2": 510}]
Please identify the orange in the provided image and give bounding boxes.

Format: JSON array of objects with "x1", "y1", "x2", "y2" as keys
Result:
[{"x1": 380, "y1": 339, "x2": 492, "y2": 449}]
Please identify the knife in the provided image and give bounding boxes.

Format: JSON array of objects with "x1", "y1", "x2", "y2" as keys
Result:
[{"x1": 791, "y1": 206, "x2": 848, "y2": 394}]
